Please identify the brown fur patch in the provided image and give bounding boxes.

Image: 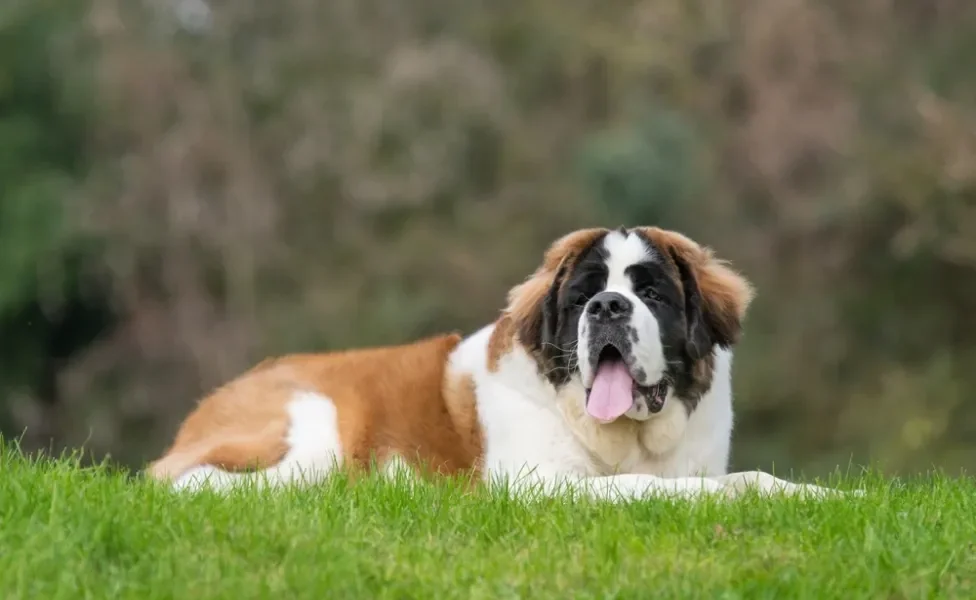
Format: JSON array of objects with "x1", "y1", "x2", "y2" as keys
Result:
[
  {"x1": 494, "y1": 228, "x2": 608, "y2": 367},
  {"x1": 638, "y1": 226, "x2": 754, "y2": 344},
  {"x1": 539, "y1": 228, "x2": 611, "y2": 272},
  {"x1": 442, "y1": 371, "x2": 484, "y2": 482},
  {"x1": 505, "y1": 228, "x2": 608, "y2": 326},
  {"x1": 147, "y1": 332, "x2": 484, "y2": 483},
  {"x1": 685, "y1": 352, "x2": 718, "y2": 401},
  {"x1": 146, "y1": 367, "x2": 297, "y2": 479},
  {"x1": 486, "y1": 314, "x2": 515, "y2": 373}
]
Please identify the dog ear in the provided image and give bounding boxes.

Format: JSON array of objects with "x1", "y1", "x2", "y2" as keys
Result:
[
  {"x1": 513, "y1": 260, "x2": 569, "y2": 360},
  {"x1": 505, "y1": 228, "x2": 607, "y2": 356},
  {"x1": 640, "y1": 228, "x2": 754, "y2": 360}
]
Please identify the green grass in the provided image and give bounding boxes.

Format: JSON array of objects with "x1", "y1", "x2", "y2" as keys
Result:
[{"x1": 1, "y1": 446, "x2": 974, "y2": 599}]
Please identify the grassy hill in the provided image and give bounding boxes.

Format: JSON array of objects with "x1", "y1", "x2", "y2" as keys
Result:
[{"x1": 1, "y1": 447, "x2": 973, "y2": 599}]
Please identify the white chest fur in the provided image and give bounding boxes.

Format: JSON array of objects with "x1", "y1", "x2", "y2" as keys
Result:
[
  {"x1": 457, "y1": 325, "x2": 735, "y2": 481},
  {"x1": 552, "y1": 349, "x2": 735, "y2": 478},
  {"x1": 554, "y1": 385, "x2": 678, "y2": 472}
]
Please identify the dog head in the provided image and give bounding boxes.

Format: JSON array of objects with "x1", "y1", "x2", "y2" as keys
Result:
[{"x1": 505, "y1": 226, "x2": 753, "y2": 422}]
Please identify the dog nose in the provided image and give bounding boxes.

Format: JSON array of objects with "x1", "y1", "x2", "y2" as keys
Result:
[{"x1": 586, "y1": 291, "x2": 633, "y2": 321}]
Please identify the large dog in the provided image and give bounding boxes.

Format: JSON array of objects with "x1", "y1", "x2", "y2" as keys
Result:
[{"x1": 149, "y1": 226, "x2": 835, "y2": 500}]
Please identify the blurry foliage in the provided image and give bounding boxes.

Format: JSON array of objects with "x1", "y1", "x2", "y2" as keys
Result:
[
  {"x1": 2, "y1": 0, "x2": 976, "y2": 475},
  {"x1": 577, "y1": 108, "x2": 707, "y2": 228},
  {"x1": 0, "y1": 0, "x2": 110, "y2": 444},
  {"x1": 0, "y1": 0, "x2": 86, "y2": 314}
]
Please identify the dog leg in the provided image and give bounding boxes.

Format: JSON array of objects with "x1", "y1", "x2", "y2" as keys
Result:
[
  {"x1": 499, "y1": 471, "x2": 725, "y2": 503},
  {"x1": 712, "y1": 470, "x2": 840, "y2": 498},
  {"x1": 579, "y1": 474, "x2": 725, "y2": 501}
]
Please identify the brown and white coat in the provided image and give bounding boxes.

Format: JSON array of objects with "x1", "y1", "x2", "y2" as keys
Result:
[{"x1": 149, "y1": 227, "x2": 835, "y2": 500}]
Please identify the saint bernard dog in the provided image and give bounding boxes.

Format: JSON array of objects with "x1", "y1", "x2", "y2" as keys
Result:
[{"x1": 148, "y1": 226, "x2": 840, "y2": 500}]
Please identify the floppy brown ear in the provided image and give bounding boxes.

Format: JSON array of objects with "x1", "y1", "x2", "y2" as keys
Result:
[
  {"x1": 640, "y1": 227, "x2": 754, "y2": 359},
  {"x1": 505, "y1": 228, "x2": 608, "y2": 355}
]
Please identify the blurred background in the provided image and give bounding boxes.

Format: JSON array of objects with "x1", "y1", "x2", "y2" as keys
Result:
[{"x1": 2, "y1": 0, "x2": 975, "y2": 477}]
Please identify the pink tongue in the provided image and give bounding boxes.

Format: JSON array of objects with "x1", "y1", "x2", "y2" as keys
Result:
[{"x1": 586, "y1": 360, "x2": 634, "y2": 421}]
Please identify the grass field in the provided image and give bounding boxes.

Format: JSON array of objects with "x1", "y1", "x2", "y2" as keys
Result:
[{"x1": 1, "y1": 447, "x2": 974, "y2": 599}]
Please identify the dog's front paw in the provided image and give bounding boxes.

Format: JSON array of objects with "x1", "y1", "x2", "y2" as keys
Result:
[{"x1": 714, "y1": 471, "x2": 852, "y2": 499}]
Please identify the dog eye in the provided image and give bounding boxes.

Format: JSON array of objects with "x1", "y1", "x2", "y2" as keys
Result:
[
  {"x1": 566, "y1": 290, "x2": 591, "y2": 308},
  {"x1": 567, "y1": 282, "x2": 603, "y2": 308},
  {"x1": 639, "y1": 287, "x2": 662, "y2": 302}
]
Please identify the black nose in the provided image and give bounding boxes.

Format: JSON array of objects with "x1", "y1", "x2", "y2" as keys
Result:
[{"x1": 586, "y1": 291, "x2": 633, "y2": 321}]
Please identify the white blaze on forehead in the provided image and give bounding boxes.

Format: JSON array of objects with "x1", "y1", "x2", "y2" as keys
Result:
[{"x1": 602, "y1": 231, "x2": 653, "y2": 291}]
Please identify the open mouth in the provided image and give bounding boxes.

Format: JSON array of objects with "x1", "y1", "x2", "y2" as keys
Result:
[{"x1": 585, "y1": 344, "x2": 669, "y2": 421}]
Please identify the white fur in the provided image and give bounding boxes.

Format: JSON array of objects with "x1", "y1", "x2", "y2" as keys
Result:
[
  {"x1": 603, "y1": 231, "x2": 654, "y2": 289},
  {"x1": 456, "y1": 323, "x2": 835, "y2": 501},
  {"x1": 173, "y1": 391, "x2": 343, "y2": 491}
]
